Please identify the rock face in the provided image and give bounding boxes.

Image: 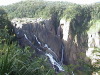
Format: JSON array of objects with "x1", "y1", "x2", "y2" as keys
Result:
[
  {"x1": 12, "y1": 18, "x2": 62, "y2": 57},
  {"x1": 59, "y1": 19, "x2": 100, "y2": 73},
  {"x1": 12, "y1": 18, "x2": 100, "y2": 73},
  {"x1": 12, "y1": 18, "x2": 64, "y2": 72},
  {"x1": 86, "y1": 21, "x2": 100, "y2": 65},
  {"x1": 86, "y1": 21, "x2": 100, "y2": 75},
  {"x1": 59, "y1": 19, "x2": 89, "y2": 66}
]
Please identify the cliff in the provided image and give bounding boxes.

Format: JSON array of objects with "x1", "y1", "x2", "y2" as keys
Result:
[
  {"x1": 1, "y1": 0, "x2": 100, "y2": 74},
  {"x1": 59, "y1": 18, "x2": 100, "y2": 74},
  {"x1": 12, "y1": 18, "x2": 65, "y2": 72},
  {"x1": 12, "y1": 18, "x2": 100, "y2": 74},
  {"x1": 59, "y1": 19, "x2": 90, "y2": 68}
]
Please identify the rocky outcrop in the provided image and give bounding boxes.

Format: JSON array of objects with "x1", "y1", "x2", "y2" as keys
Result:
[
  {"x1": 12, "y1": 18, "x2": 62, "y2": 57},
  {"x1": 86, "y1": 20, "x2": 100, "y2": 65},
  {"x1": 12, "y1": 18, "x2": 64, "y2": 72},
  {"x1": 59, "y1": 19, "x2": 89, "y2": 66},
  {"x1": 59, "y1": 19, "x2": 100, "y2": 75}
]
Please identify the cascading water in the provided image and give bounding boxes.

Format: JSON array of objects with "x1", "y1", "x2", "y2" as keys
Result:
[
  {"x1": 43, "y1": 44, "x2": 58, "y2": 60},
  {"x1": 61, "y1": 43, "x2": 64, "y2": 64},
  {"x1": 34, "y1": 35, "x2": 41, "y2": 45},
  {"x1": 23, "y1": 33, "x2": 64, "y2": 72},
  {"x1": 45, "y1": 53, "x2": 64, "y2": 72},
  {"x1": 24, "y1": 34, "x2": 32, "y2": 44},
  {"x1": 72, "y1": 71, "x2": 75, "y2": 75}
]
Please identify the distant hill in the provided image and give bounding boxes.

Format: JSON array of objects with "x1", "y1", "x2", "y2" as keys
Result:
[
  {"x1": 0, "y1": 0, "x2": 100, "y2": 21},
  {"x1": 1, "y1": 0, "x2": 77, "y2": 19}
]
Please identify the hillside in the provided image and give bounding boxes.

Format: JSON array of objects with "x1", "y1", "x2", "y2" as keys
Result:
[{"x1": 1, "y1": 0, "x2": 99, "y2": 20}]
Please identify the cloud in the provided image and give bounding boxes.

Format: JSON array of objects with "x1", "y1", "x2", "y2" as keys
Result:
[
  {"x1": 0, "y1": 0, "x2": 25, "y2": 6},
  {"x1": 46, "y1": 0, "x2": 100, "y2": 4},
  {"x1": 0, "y1": 0, "x2": 100, "y2": 6}
]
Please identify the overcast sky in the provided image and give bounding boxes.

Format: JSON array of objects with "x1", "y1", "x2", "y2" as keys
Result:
[
  {"x1": 0, "y1": 0, "x2": 25, "y2": 6},
  {"x1": 0, "y1": 0, "x2": 100, "y2": 6}
]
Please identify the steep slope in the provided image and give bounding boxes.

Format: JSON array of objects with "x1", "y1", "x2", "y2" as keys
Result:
[
  {"x1": 12, "y1": 17, "x2": 65, "y2": 72},
  {"x1": 2, "y1": 0, "x2": 76, "y2": 19}
]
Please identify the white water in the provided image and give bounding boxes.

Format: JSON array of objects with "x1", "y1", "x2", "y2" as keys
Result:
[
  {"x1": 24, "y1": 34, "x2": 32, "y2": 44},
  {"x1": 61, "y1": 44, "x2": 64, "y2": 64},
  {"x1": 72, "y1": 71, "x2": 75, "y2": 75},
  {"x1": 24, "y1": 34, "x2": 42, "y2": 52},
  {"x1": 24, "y1": 34, "x2": 64, "y2": 72},
  {"x1": 34, "y1": 35, "x2": 41, "y2": 45},
  {"x1": 34, "y1": 35, "x2": 65, "y2": 72},
  {"x1": 45, "y1": 53, "x2": 64, "y2": 72},
  {"x1": 36, "y1": 48, "x2": 42, "y2": 51},
  {"x1": 44, "y1": 44, "x2": 58, "y2": 58}
]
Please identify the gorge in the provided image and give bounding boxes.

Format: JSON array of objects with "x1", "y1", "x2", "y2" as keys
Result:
[
  {"x1": 0, "y1": 0, "x2": 100, "y2": 75},
  {"x1": 11, "y1": 16, "x2": 100, "y2": 75}
]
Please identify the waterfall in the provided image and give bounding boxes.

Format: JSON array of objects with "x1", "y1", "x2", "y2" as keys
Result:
[
  {"x1": 44, "y1": 44, "x2": 58, "y2": 59},
  {"x1": 72, "y1": 71, "x2": 75, "y2": 75},
  {"x1": 24, "y1": 34, "x2": 32, "y2": 44},
  {"x1": 45, "y1": 53, "x2": 64, "y2": 72},
  {"x1": 34, "y1": 35, "x2": 41, "y2": 45},
  {"x1": 36, "y1": 48, "x2": 42, "y2": 51},
  {"x1": 23, "y1": 34, "x2": 64, "y2": 72},
  {"x1": 61, "y1": 44, "x2": 64, "y2": 64}
]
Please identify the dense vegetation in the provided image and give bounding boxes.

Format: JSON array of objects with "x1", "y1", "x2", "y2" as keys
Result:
[
  {"x1": 0, "y1": 8, "x2": 56, "y2": 75},
  {"x1": 1, "y1": 0, "x2": 100, "y2": 20},
  {"x1": 0, "y1": 0, "x2": 100, "y2": 75},
  {"x1": 1, "y1": 0, "x2": 100, "y2": 34}
]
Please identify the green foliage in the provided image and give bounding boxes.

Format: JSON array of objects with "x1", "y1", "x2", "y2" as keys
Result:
[
  {"x1": 91, "y1": 3, "x2": 100, "y2": 20},
  {"x1": 69, "y1": 6, "x2": 91, "y2": 36},
  {"x1": 87, "y1": 20, "x2": 100, "y2": 34},
  {"x1": 0, "y1": 9, "x2": 55, "y2": 75},
  {"x1": 1, "y1": 0, "x2": 72, "y2": 19},
  {"x1": 1, "y1": 0, "x2": 99, "y2": 35},
  {"x1": 0, "y1": 8, "x2": 8, "y2": 28},
  {"x1": 1, "y1": 0, "x2": 100, "y2": 22},
  {"x1": 92, "y1": 47, "x2": 100, "y2": 72},
  {"x1": 2, "y1": 0, "x2": 99, "y2": 35},
  {"x1": 0, "y1": 25, "x2": 55, "y2": 75},
  {"x1": 0, "y1": 1, "x2": 100, "y2": 75}
]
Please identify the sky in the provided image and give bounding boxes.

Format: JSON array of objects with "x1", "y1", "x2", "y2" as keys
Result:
[
  {"x1": 0, "y1": 0, "x2": 100, "y2": 6},
  {"x1": 0, "y1": 0, "x2": 25, "y2": 6}
]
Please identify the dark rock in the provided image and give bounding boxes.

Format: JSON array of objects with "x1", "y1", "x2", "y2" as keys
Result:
[{"x1": 12, "y1": 18, "x2": 63, "y2": 63}]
